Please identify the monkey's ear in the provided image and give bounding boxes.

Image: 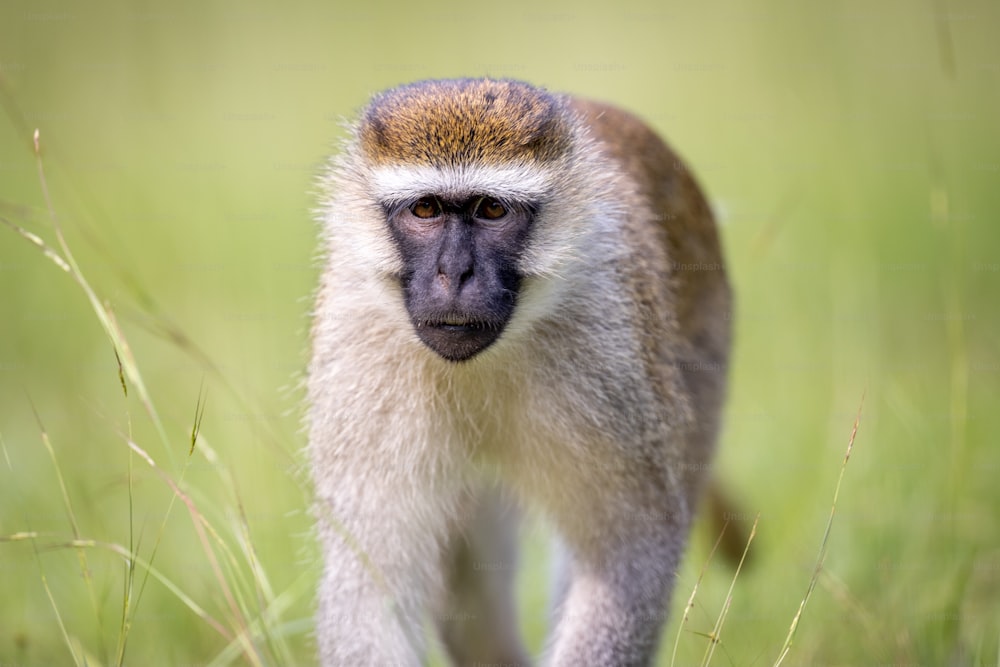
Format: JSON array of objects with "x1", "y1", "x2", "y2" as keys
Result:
[{"x1": 703, "y1": 479, "x2": 755, "y2": 569}]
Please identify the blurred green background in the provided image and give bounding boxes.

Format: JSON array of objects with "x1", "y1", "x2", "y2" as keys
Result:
[{"x1": 1, "y1": 0, "x2": 998, "y2": 665}]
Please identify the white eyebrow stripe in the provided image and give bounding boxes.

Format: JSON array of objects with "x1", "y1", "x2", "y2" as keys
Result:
[{"x1": 369, "y1": 164, "x2": 553, "y2": 204}]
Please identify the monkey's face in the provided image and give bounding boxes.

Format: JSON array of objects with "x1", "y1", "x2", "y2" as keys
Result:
[
  {"x1": 385, "y1": 194, "x2": 534, "y2": 362},
  {"x1": 344, "y1": 79, "x2": 583, "y2": 362}
]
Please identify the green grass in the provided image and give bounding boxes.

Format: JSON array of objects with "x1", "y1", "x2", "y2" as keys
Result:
[
  {"x1": 2, "y1": 0, "x2": 1000, "y2": 664},
  {"x1": 1, "y1": 132, "x2": 314, "y2": 666}
]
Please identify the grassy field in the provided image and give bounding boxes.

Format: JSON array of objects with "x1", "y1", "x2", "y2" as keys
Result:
[{"x1": 1, "y1": 0, "x2": 998, "y2": 665}]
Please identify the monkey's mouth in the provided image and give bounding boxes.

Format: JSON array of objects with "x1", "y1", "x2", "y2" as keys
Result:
[
  {"x1": 429, "y1": 317, "x2": 488, "y2": 332},
  {"x1": 412, "y1": 317, "x2": 504, "y2": 362}
]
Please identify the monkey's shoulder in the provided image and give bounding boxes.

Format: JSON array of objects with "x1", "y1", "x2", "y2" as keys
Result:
[
  {"x1": 568, "y1": 98, "x2": 712, "y2": 235},
  {"x1": 569, "y1": 97, "x2": 730, "y2": 344}
]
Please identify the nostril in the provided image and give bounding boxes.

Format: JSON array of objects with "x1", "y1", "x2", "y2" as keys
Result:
[
  {"x1": 435, "y1": 266, "x2": 473, "y2": 295},
  {"x1": 459, "y1": 267, "x2": 474, "y2": 287}
]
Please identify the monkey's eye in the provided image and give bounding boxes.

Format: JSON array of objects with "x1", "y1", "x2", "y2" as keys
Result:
[
  {"x1": 410, "y1": 198, "x2": 442, "y2": 219},
  {"x1": 473, "y1": 198, "x2": 507, "y2": 221}
]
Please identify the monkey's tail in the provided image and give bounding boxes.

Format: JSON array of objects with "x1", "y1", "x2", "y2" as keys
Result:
[{"x1": 703, "y1": 479, "x2": 754, "y2": 568}]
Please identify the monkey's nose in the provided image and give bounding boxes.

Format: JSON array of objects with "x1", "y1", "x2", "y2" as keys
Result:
[{"x1": 436, "y1": 265, "x2": 474, "y2": 297}]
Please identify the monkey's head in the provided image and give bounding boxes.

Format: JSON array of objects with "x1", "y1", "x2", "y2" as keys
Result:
[{"x1": 328, "y1": 79, "x2": 606, "y2": 363}]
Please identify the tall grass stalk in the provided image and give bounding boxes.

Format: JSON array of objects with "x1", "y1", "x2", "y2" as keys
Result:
[
  {"x1": 773, "y1": 392, "x2": 864, "y2": 666},
  {"x1": 0, "y1": 123, "x2": 303, "y2": 665}
]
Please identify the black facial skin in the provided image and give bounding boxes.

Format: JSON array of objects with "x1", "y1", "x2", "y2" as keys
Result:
[{"x1": 387, "y1": 195, "x2": 535, "y2": 362}]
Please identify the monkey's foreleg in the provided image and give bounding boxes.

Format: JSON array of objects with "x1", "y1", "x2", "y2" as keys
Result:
[
  {"x1": 545, "y1": 494, "x2": 687, "y2": 667},
  {"x1": 314, "y1": 473, "x2": 457, "y2": 666}
]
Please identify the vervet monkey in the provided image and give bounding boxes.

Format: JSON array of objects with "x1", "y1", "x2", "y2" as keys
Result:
[{"x1": 307, "y1": 78, "x2": 731, "y2": 666}]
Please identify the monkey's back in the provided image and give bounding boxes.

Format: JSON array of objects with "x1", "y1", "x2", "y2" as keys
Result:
[
  {"x1": 571, "y1": 100, "x2": 729, "y2": 342},
  {"x1": 571, "y1": 99, "x2": 732, "y2": 490}
]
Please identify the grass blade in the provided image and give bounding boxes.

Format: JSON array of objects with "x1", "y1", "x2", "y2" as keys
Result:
[{"x1": 773, "y1": 391, "x2": 865, "y2": 666}]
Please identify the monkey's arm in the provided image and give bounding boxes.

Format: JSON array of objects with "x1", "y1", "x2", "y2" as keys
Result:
[
  {"x1": 543, "y1": 477, "x2": 688, "y2": 666},
  {"x1": 308, "y1": 329, "x2": 461, "y2": 666},
  {"x1": 313, "y1": 466, "x2": 450, "y2": 666}
]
